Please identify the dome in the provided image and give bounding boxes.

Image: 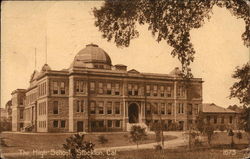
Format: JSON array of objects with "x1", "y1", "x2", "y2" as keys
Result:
[
  {"x1": 169, "y1": 67, "x2": 182, "y2": 76},
  {"x1": 41, "y1": 64, "x2": 51, "y2": 72},
  {"x1": 71, "y1": 44, "x2": 112, "y2": 69}
]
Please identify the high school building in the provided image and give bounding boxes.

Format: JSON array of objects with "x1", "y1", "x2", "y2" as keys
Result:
[{"x1": 11, "y1": 44, "x2": 203, "y2": 132}]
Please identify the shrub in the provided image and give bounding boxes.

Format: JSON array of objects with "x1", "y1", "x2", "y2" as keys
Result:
[
  {"x1": 194, "y1": 138, "x2": 203, "y2": 147},
  {"x1": 154, "y1": 144, "x2": 163, "y2": 151},
  {"x1": 219, "y1": 125, "x2": 227, "y2": 132},
  {"x1": 97, "y1": 135, "x2": 108, "y2": 145},
  {"x1": 63, "y1": 134, "x2": 95, "y2": 159},
  {"x1": 130, "y1": 125, "x2": 147, "y2": 149},
  {"x1": 236, "y1": 131, "x2": 243, "y2": 142},
  {"x1": 0, "y1": 138, "x2": 7, "y2": 147}
]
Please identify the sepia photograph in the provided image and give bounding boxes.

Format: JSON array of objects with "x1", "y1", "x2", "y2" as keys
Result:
[{"x1": 0, "y1": 0, "x2": 249, "y2": 159}]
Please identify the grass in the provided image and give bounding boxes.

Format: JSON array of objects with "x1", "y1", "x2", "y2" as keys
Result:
[
  {"x1": 0, "y1": 132, "x2": 176, "y2": 153},
  {"x1": 211, "y1": 131, "x2": 249, "y2": 145}
]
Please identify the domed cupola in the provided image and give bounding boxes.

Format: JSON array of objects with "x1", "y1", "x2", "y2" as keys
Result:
[
  {"x1": 70, "y1": 44, "x2": 112, "y2": 69},
  {"x1": 41, "y1": 63, "x2": 51, "y2": 72}
]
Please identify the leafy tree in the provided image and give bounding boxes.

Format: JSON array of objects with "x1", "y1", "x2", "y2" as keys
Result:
[
  {"x1": 229, "y1": 63, "x2": 250, "y2": 143},
  {"x1": 228, "y1": 129, "x2": 235, "y2": 148},
  {"x1": 97, "y1": 135, "x2": 109, "y2": 146},
  {"x1": 236, "y1": 131, "x2": 243, "y2": 143},
  {"x1": 196, "y1": 112, "x2": 205, "y2": 133},
  {"x1": 93, "y1": 0, "x2": 249, "y2": 76},
  {"x1": 240, "y1": 106, "x2": 250, "y2": 137},
  {"x1": 151, "y1": 122, "x2": 165, "y2": 146},
  {"x1": 63, "y1": 134, "x2": 95, "y2": 159},
  {"x1": 204, "y1": 124, "x2": 214, "y2": 146},
  {"x1": 229, "y1": 63, "x2": 250, "y2": 107},
  {"x1": 130, "y1": 125, "x2": 147, "y2": 149}
]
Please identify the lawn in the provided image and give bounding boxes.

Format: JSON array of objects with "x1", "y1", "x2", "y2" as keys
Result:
[
  {"x1": 211, "y1": 131, "x2": 249, "y2": 145},
  {"x1": 0, "y1": 132, "x2": 176, "y2": 153}
]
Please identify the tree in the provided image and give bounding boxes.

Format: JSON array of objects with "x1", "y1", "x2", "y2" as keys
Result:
[
  {"x1": 228, "y1": 129, "x2": 235, "y2": 148},
  {"x1": 196, "y1": 112, "x2": 205, "y2": 133},
  {"x1": 63, "y1": 134, "x2": 95, "y2": 159},
  {"x1": 229, "y1": 63, "x2": 250, "y2": 144},
  {"x1": 130, "y1": 125, "x2": 147, "y2": 149},
  {"x1": 204, "y1": 124, "x2": 214, "y2": 146},
  {"x1": 236, "y1": 131, "x2": 243, "y2": 143},
  {"x1": 93, "y1": 0, "x2": 250, "y2": 77},
  {"x1": 229, "y1": 63, "x2": 250, "y2": 107}
]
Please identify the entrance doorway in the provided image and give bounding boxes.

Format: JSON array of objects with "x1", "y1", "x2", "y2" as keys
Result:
[
  {"x1": 128, "y1": 103, "x2": 139, "y2": 123},
  {"x1": 77, "y1": 121, "x2": 84, "y2": 132}
]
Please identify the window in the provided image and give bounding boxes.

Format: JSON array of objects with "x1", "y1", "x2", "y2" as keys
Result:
[
  {"x1": 146, "y1": 85, "x2": 151, "y2": 96},
  {"x1": 188, "y1": 104, "x2": 193, "y2": 115},
  {"x1": 107, "y1": 120, "x2": 112, "y2": 128},
  {"x1": 146, "y1": 103, "x2": 151, "y2": 115},
  {"x1": 53, "y1": 82, "x2": 58, "y2": 94},
  {"x1": 107, "y1": 102, "x2": 112, "y2": 114},
  {"x1": 115, "y1": 83, "x2": 120, "y2": 95},
  {"x1": 134, "y1": 84, "x2": 138, "y2": 96},
  {"x1": 178, "y1": 103, "x2": 184, "y2": 114},
  {"x1": 91, "y1": 121, "x2": 96, "y2": 128},
  {"x1": 161, "y1": 103, "x2": 165, "y2": 114},
  {"x1": 60, "y1": 82, "x2": 65, "y2": 94},
  {"x1": 98, "y1": 121, "x2": 104, "y2": 127},
  {"x1": 90, "y1": 82, "x2": 95, "y2": 93},
  {"x1": 76, "y1": 81, "x2": 85, "y2": 93},
  {"x1": 61, "y1": 120, "x2": 66, "y2": 128},
  {"x1": 128, "y1": 84, "x2": 132, "y2": 95},
  {"x1": 53, "y1": 120, "x2": 58, "y2": 128},
  {"x1": 153, "y1": 85, "x2": 158, "y2": 96},
  {"x1": 20, "y1": 99, "x2": 24, "y2": 105},
  {"x1": 167, "y1": 103, "x2": 172, "y2": 114},
  {"x1": 20, "y1": 109, "x2": 24, "y2": 119},
  {"x1": 221, "y1": 116, "x2": 224, "y2": 124},
  {"x1": 167, "y1": 86, "x2": 171, "y2": 97},
  {"x1": 76, "y1": 101, "x2": 80, "y2": 112},
  {"x1": 229, "y1": 116, "x2": 233, "y2": 124},
  {"x1": 90, "y1": 101, "x2": 95, "y2": 114},
  {"x1": 98, "y1": 102, "x2": 104, "y2": 114},
  {"x1": 177, "y1": 85, "x2": 186, "y2": 97},
  {"x1": 207, "y1": 116, "x2": 210, "y2": 123},
  {"x1": 115, "y1": 120, "x2": 120, "y2": 127},
  {"x1": 79, "y1": 81, "x2": 84, "y2": 92},
  {"x1": 107, "y1": 83, "x2": 112, "y2": 95},
  {"x1": 115, "y1": 102, "x2": 120, "y2": 114},
  {"x1": 153, "y1": 103, "x2": 158, "y2": 114},
  {"x1": 53, "y1": 101, "x2": 59, "y2": 114},
  {"x1": 76, "y1": 100, "x2": 84, "y2": 112},
  {"x1": 76, "y1": 81, "x2": 80, "y2": 92},
  {"x1": 194, "y1": 104, "x2": 199, "y2": 115},
  {"x1": 160, "y1": 86, "x2": 164, "y2": 97},
  {"x1": 214, "y1": 116, "x2": 217, "y2": 124},
  {"x1": 98, "y1": 82, "x2": 103, "y2": 94}
]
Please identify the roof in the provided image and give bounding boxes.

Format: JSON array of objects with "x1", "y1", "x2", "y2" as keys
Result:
[
  {"x1": 71, "y1": 44, "x2": 112, "y2": 68},
  {"x1": 202, "y1": 103, "x2": 237, "y2": 113}
]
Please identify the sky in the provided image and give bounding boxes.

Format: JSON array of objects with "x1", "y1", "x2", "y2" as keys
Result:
[{"x1": 1, "y1": 1, "x2": 249, "y2": 108}]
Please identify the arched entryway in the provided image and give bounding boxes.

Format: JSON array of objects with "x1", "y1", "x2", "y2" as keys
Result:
[{"x1": 128, "y1": 103, "x2": 139, "y2": 123}]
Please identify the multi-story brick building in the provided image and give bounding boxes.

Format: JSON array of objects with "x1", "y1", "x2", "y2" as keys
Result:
[{"x1": 11, "y1": 44, "x2": 203, "y2": 132}]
